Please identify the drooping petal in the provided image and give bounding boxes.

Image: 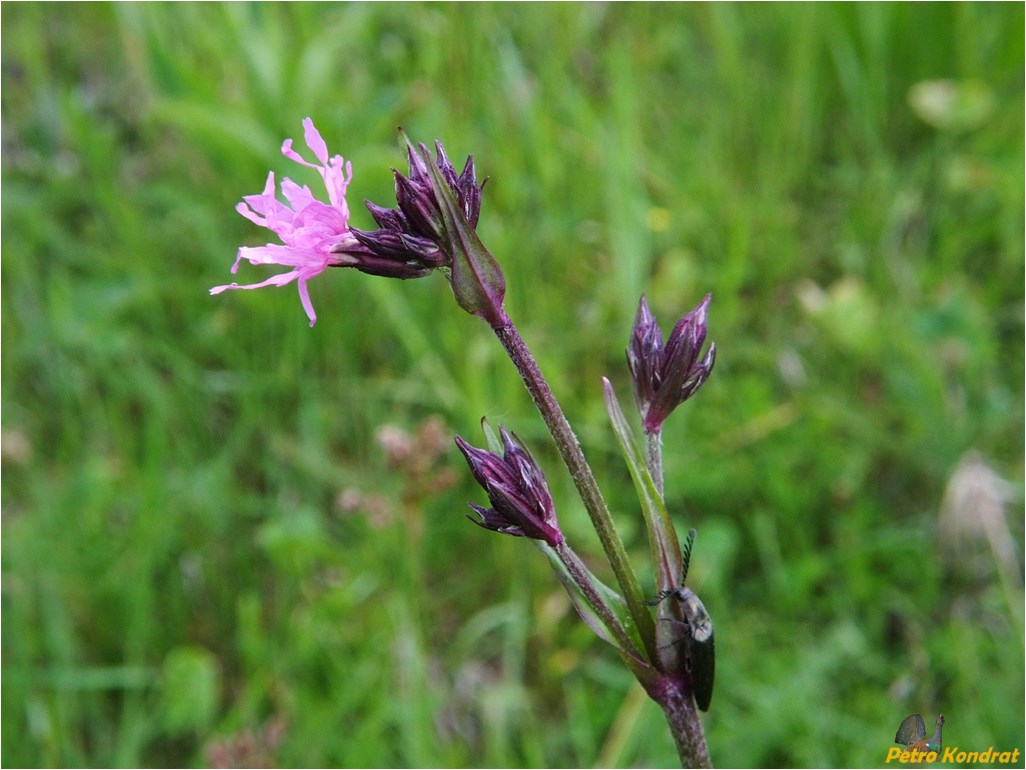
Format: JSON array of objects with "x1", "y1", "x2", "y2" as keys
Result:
[
  {"x1": 210, "y1": 270, "x2": 301, "y2": 294},
  {"x1": 296, "y1": 277, "x2": 317, "y2": 327}
]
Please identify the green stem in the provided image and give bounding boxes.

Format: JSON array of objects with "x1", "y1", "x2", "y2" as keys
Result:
[
  {"x1": 492, "y1": 318, "x2": 657, "y2": 660},
  {"x1": 645, "y1": 428, "x2": 664, "y2": 497},
  {"x1": 554, "y1": 542, "x2": 644, "y2": 661}
]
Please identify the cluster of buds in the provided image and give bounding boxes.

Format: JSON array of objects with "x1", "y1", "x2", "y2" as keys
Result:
[
  {"x1": 342, "y1": 140, "x2": 484, "y2": 271},
  {"x1": 454, "y1": 428, "x2": 564, "y2": 548},
  {"x1": 627, "y1": 294, "x2": 716, "y2": 432},
  {"x1": 343, "y1": 131, "x2": 507, "y2": 327}
]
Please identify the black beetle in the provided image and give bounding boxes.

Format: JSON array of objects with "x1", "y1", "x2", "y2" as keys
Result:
[{"x1": 646, "y1": 528, "x2": 715, "y2": 711}]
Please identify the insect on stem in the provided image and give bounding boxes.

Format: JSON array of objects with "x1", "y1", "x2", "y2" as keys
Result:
[{"x1": 645, "y1": 528, "x2": 715, "y2": 712}]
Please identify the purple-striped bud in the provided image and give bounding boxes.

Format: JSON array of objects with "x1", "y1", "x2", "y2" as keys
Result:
[
  {"x1": 454, "y1": 428, "x2": 563, "y2": 547},
  {"x1": 393, "y1": 167, "x2": 444, "y2": 242},
  {"x1": 346, "y1": 228, "x2": 445, "y2": 266},
  {"x1": 328, "y1": 238, "x2": 436, "y2": 279},
  {"x1": 627, "y1": 294, "x2": 717, "y2": 432}
]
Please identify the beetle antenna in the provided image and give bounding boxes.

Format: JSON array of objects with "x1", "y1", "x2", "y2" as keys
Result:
[
  {"x1": 648, "y1": 529, "x2": 698, "y2": 606},
  {"x1": 645, "y1": 588, "x2": 675, "y2": 606},
  {"x1": 681, "y1": 528, "x2": 696, "y2": 584}
]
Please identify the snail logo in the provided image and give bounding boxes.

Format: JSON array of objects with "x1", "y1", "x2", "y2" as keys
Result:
[{"x1": 895, "y1": 713, "x2": 945, "y2": 754}]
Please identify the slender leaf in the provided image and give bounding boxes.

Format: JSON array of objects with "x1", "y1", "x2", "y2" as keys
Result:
[
  {"x1": 602, "y1": 377, "x2": 684, "y2": 598},
  {"x1": 537, "y1": 542, "x2": 656, "y2": 687}
]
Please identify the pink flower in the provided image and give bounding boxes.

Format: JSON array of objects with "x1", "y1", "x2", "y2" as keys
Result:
[{"x1": 211, "y1": 118, "x2": 357, "y2": 327}]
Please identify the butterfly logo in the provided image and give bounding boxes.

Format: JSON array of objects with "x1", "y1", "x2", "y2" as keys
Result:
[{"x1": 894, "y1": 713, "x2": 945, "y2": 753}]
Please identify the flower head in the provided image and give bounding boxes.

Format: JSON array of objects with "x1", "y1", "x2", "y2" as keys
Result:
[
  {"x1": 455, "y1": 428, "x2": 563, "y2": 547},
  {"x1": 627, "y1": 294, "x2": 716, "y2": 432},
  {"x1": 211, "y1": 119, "x2": 437, "y2": 326}
]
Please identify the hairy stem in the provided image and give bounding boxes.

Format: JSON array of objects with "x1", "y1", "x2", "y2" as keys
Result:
[
  {"x1": 657, "y1": 678, "x2": 713, "y2": 768},
  {"x1": 554, "y1": 542, "x2": 643, "y2": 660},
  {"x1": 493, "y1": 318, "x2": 656, "y2": 660},
  {"x1": 645, "y1": 428, "x2": 664, "y2": 497}
]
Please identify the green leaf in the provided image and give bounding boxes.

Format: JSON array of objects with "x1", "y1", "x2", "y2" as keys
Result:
[
  {"x1": 602, "y1": 377, "x2": 684, "y2": 598},
  {"x1": 479, "y1": 416, "x2": 502, "y2": 454},
  {"x1": 537, "y1": 541, "x2": 656, "y2": 687}
]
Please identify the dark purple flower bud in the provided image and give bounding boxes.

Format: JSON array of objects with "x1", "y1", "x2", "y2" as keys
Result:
[
  {"x1": 627, "y1": 294, "x2": 716, "y2": 432},
  {"x1": 457, "y1": 155, "x2": 483, "y2": 229},
  {"x1": 627, "y1": 296, "x2": 664, "y2": 407},
  {"x1": 364, "y1": 200, "x2": 407, "y2": 231},
  {"x1": 394, "y1": 168, "x2": 444, "y2": 242},
  {"x1": 431, "y1": 140, "x2": 485, "y2": 228},
  {"x1": 327, "y1": 239, "x2": 435, "y2": 280},
  {"x1": 432, "y1": 140, "x2": 461, "y2": 191},
  {"x1": 348, "y1": 228, "x2": 445, "y2": 266},
  {"x1": 454, "y1": 428, "x2": 564, "y2": 547}
]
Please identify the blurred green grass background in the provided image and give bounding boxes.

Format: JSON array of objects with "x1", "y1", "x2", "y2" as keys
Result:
[{"x1": 2, "y1": 3, "x2": 1023, "y2": 767}]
